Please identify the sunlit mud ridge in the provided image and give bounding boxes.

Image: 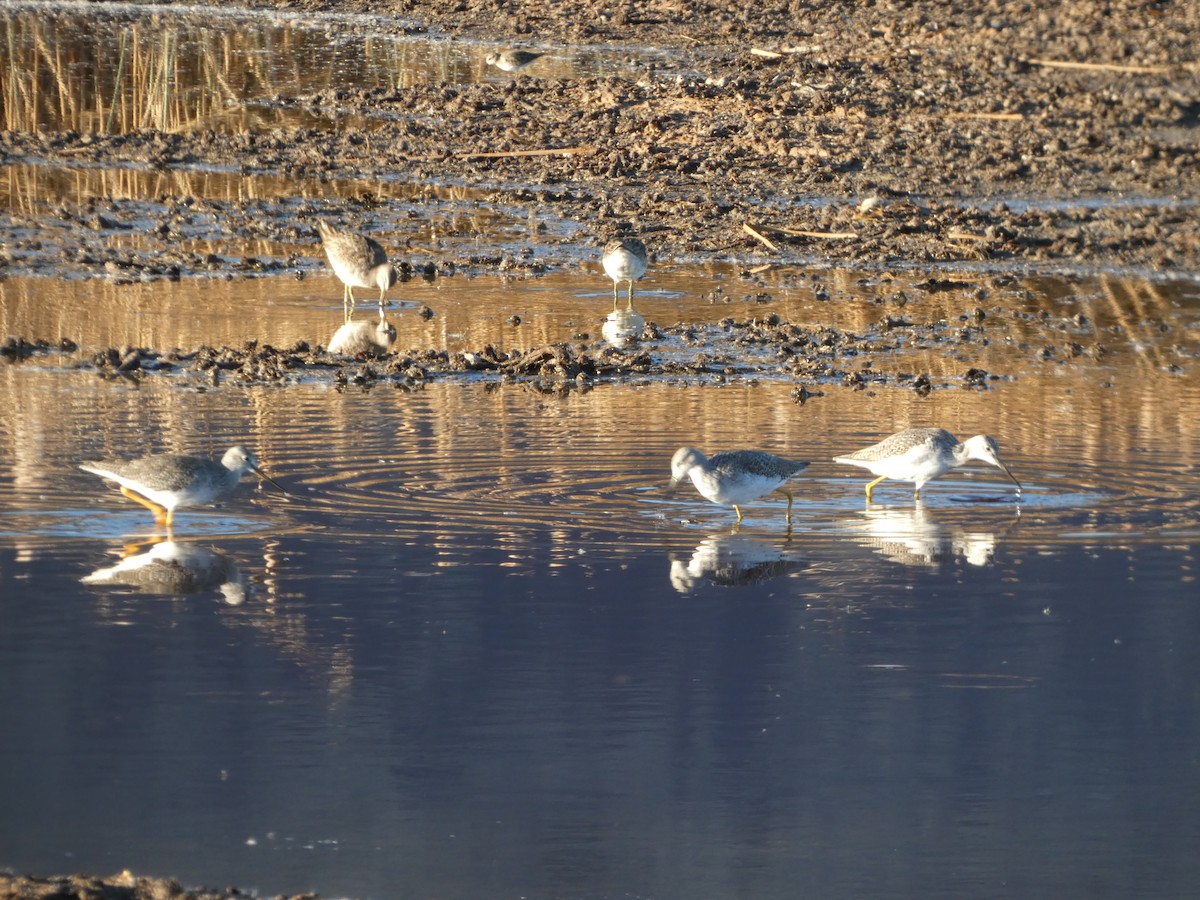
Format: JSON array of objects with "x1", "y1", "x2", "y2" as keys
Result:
[
  {"x1": 0, "y1": 871, "x2": 316, "y2": 900},
  {"x1": 2, "y1": 311, "x2": 1041, "y2": 391},
  {"x1": 3, "y1": 0, "x2": 1199, "y2": 279}
]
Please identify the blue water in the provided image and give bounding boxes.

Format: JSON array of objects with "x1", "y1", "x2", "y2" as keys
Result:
[{"x1": 3, "y1": 525, "x2": 1198, "y2": 899}]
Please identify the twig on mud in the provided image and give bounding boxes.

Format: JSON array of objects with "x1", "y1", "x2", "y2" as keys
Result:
[
  {"x1": 454, "y1": 146, "x2": 596, "y2": 159},
  {"x1": 742, "y1": 223, "x2": 780, "y2": 251},
  {"x1": 947, "y1": 231, "x2": 993, "y2": 242},
  {"x1": 774, "y1": 226, "x2": 858, "y2": 240},
  {"x1": 1027, "y1": 58, "x2": 1172, "y2": 75},
  {"x1": 944, "y1": 112, "x2": 1024, "y2": 121},
  {"x1": 751, "y1": 46, "x2": 817, "y2": 59}
]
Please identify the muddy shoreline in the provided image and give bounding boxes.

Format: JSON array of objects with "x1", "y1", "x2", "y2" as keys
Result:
[{"x1": 2, "y1": 0, "x2": 1198, "y2": 282}]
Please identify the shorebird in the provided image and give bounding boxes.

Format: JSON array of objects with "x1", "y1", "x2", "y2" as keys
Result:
[
  {"x1": 669, "y1": 447, "x2": 810, "y2": 523},
  {"x1": 80, "y1": 446, "x2": 284, "y2": 527},
  {"x1": 316, "y1": 219, "x2": 396, "y2": 321},
  {"x1": 833, "y1": 427, "x2": 1021, "y2": 502},
  {"x1": 486, "y1": 49, "x2": 544, "y2": 73},
  {"x1": 602, "y1": 237, "x2": 648, "y2": 310}
]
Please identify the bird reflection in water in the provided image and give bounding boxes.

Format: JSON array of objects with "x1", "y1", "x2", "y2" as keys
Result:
[
  {"x1": 81, "y1": 536, "x2": 249, "y2": 604},
  {"x1": 845, "y1": 502, "x2": 1007, "y2": 567},
  {"x1": 328, "y1": 309, "x2": 397, "y2": 356},
  {"x1": 670, "y1": 532, "x2": 804, "y2": 592},
  {"x1": 601, "y1": 306, "x2": 646, "y2": 349}
]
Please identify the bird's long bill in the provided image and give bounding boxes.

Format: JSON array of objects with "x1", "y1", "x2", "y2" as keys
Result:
[
  {"x1": 665, "y1": 476, "x2": 682, "y2": 494},
  {"x1": 997, "y1": 462, "x2": 1022, "y2": 494},
  {"x1": 251, "y1": 465, "x2": 291, "y2": 498}
]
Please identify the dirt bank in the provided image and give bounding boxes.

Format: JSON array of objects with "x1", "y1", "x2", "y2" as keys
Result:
[{"x1": 2, "y1": 0, "x2": 1197, "y2": 281}]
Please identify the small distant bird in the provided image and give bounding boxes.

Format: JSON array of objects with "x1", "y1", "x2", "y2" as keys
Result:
[
  {"x1": 328, "y1": 314, "x2": 397, "y2": 356},
  {"x1": 833, "y1": 427, "x2": 1021, "y2": 502},
  {"x1": 316, "y1": 219, "x2": 397, "y2": 321},
  {"x1": 669, "y1": 447, "x2": 810, "y2": 523},
  {"x1": 486, "y1": 49, "x2": 544, "y2": 73},
  {"x1": 80, "y1": 446, "x2": 284, "y2": 527},
  {"x1": 602, "y1": 237, "x2": 648, "y2": 310}
]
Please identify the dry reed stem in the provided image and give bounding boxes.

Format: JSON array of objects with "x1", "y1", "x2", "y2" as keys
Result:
[
  {"x1": 944, "y1": 112, "x2": 1024, "y2": 121},
  {"x1": 1027, "y1": 58, "x2": 1172, "y2": 75},
  {"x1": 454, "y1": 146, "x2": 596, "y2": 159},
  {"x1": 741, "y1": 223, "x2": 780, "y2": 251},
  {"x1": 775, "y1": 226, "x2": 858, "y2": 240}
]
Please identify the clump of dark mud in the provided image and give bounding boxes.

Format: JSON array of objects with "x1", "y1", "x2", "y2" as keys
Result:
[
  {"x1": 0, "y1": 870, "x2": 319, "y2": 900},
  {"x1": 1, "y1": 0, "x2": 1197, "y2": 279},
  {"x1": 5, "y1": 307, "x2": 1031, "y2": 394}
]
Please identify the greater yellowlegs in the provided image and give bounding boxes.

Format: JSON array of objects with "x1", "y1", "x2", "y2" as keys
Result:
[
  {"x1": 486, "y1": 49, "x2": 544, "y2": 72},
  {"x1": 602, "y1": 237, "x2": 648, "y2": 310},
  {"x1": 316, "y1": 219, "x2": 397, "y2": 321},
  {"x1": 669, "y1": 447, "x2": 810, "y2": 523},
  {"x1": 833, "y1": 427, "x2": 1021, "y2": 502},
  {"x1": 80, "y1": 446, "x2": 284, "y2": 527},
  {"x1": 328, "y1": 312, "x2": 397, "y2": 356}
]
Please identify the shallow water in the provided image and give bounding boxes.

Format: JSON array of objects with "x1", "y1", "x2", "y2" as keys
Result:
[
  {"x1": 2, "y1": 1, "x2": 666, "y2": 135},
  {"x1": 3, "y1": 4, "x2": 1200, "y2": 898},
  {"x1": 1, "y1": 296, "x2": 1200, "y2": 897}
]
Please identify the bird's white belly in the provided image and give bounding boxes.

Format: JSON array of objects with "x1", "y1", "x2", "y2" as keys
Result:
[
  {"x1": 330, "y1": 257, "x2": 372, "y2": 289},
  {"x1": 604, "y1": 257, "x2": 643, "y2": 282},
  {"x1": 868, "y1": 447, "x2": 946, "y2": 483},
  {"x1": 690, "y1": 470, "x2": 777, "y2": 505}
]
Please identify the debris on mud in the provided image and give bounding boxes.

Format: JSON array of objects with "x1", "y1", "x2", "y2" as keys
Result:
[
  {"x1": 3, "y1": 305, "x2": 1048, "y2": 391},
  {"x1": 0, "y1": 870, "x2": 321, "y2": 900}
]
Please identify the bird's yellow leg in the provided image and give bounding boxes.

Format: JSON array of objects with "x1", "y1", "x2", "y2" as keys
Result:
[
  {"x1": 734, "y1": 504, "x2": 745, "y2": 522},
  {"x1": 612, "y1": 282, "x2": 620, "y2": 311},
  {"x1": 775, "y1": 487, "x2": 795, "y2": 522},
  {"x1": 913, "y1": 487, "x2": 921, "y2": 500},
  {"x1": 865, "y1": 475, "x2": 887, "y2": 503},
  {"x1": 627, "y1": 282, "x2": 636, "y2": 309},
  {"x1": 120, "y1": 485, "x2": 168, "y2": 524},
  {"x1": 344, "y1": 285, "x2": 356, "y2": 322}
]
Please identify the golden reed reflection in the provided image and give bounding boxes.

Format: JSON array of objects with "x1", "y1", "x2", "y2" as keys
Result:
[
  {"x1": 0, "y1": 163, "x2": 496, "y2": 216},
  {"x1": 1, "y1": 7, "x2": 607, "y2": 140},
  {"x1": 0, "y1": 9, "x2": 483, "y2": 135},
  {"x1": 5, "y1": 365, "x2": 1197, "y2": 702}
]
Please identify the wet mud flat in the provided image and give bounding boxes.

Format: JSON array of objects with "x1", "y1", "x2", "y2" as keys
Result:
[
  {"x1": 0, "y1": 870, "x2": 318, "y2": 900},
  {"x1": 1, "y1": 0, "x2": 1198, "y2": 280},
  {"x1": 2, "y1": 292, "x2": 1099, "y2": 393}
]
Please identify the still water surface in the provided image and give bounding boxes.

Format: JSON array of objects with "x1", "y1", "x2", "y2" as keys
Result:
[{"x1": 1, "y1": 303, "x2": 1199, "y2": 897}]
